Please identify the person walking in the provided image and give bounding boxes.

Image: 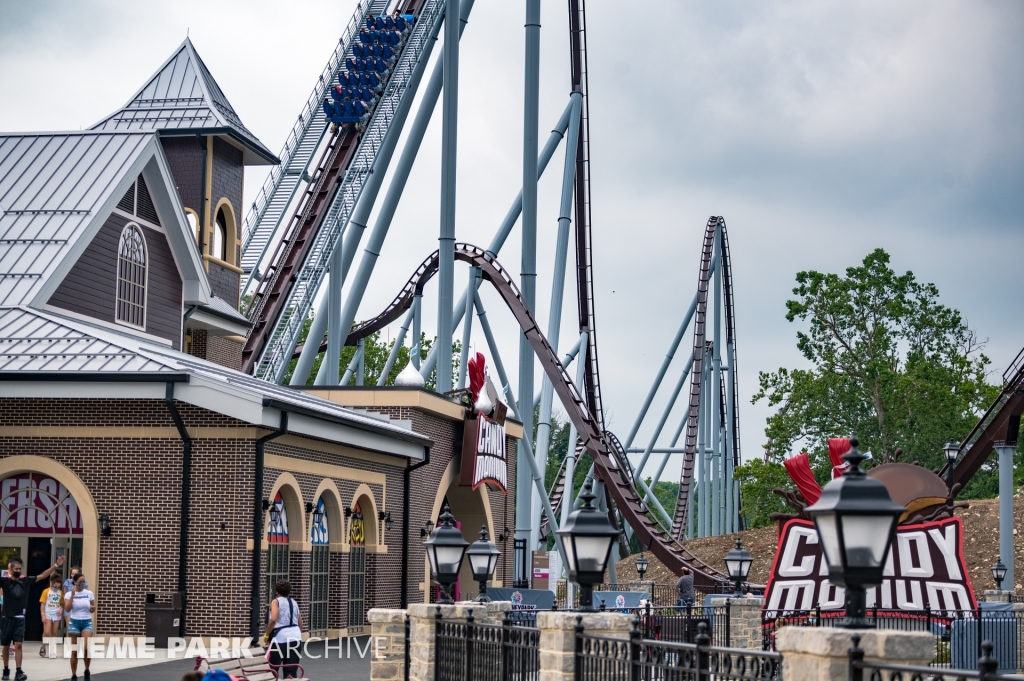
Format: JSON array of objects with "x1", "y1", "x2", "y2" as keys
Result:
[
  {"x1": 38, "y1": 574, "x2": 63, "y2": 658},
  {"x1": 0, "y1": 554, "x2": 65, "y2": 681},
  {"x1": 675, "y1": 567, "x2": 694, "y2": 607},
  {"x1": 262, "y1": 581, "x2": 302, "y2": 679},
  {"x1": 62, "y1": 567, "x2": 83, "y2": 632},
  {"x1": 63, "y1": 573, "x2": 95, "y2": 681}
]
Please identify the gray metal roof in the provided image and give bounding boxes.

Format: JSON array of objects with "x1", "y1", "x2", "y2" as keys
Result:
[
  {"x1": 90, "y1": 38, "x2": 277, "y2": 166},
  {"x1": 0, "y1": 131, "x2": 155, "y2": 307},
  {"x1": 0, "y1": 307, "x2": 171, "y2": 373},
  {"x1": 199, "y1": 294, "x2": 251, "y2": 326},
  {"x1": 0, "y1": 305, "x2": 428, "y2": 448}
]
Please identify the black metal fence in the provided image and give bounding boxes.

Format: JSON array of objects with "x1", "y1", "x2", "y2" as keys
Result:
[
  {"x1": 556, "y1": 581, "x2": 755, "y2": 609},
  {"x1": 434, "y1": 606, "x2": 541, "y2": 681},
  {"x1": 762, "y1": 607, "x2": 1024, "y2": 671},
  {"x1": 618, "y1": 604, "x2": 731, "y2": 646},
  {"x1": 850, "y1": 634, "x2": 1021, "y2": 681},
  {"x1": 575, "y1": 618, "x2": 782, "y2": 681}
]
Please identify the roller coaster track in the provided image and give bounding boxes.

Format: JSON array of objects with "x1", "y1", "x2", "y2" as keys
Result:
[
  {"x1": 947, "y1": 345, "x2": 1024, "y2": 489},
  {"x1": 351, "y1": 242, "x2": 732, "y2": 587},
  {"x1": 240, "y1": 0, "x2": 444, "y2": 378},
  {"x1": 671, "y1": 217, "x2": 741, "y2": 539}
]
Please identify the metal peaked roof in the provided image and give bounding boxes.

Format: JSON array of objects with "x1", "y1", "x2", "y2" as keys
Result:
[
  {"x1": 0, "y1": 306, "x2": 429, "y2": 451},
  {"x1": 0, "y1": 131, "x2": 154, "y2": 307},
  {"x1": 90, "y1": 38, "x2": 278, "y2": 165}
]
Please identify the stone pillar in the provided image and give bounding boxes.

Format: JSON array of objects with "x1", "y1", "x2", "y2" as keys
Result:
[
  {"x1": 536, "y1": 610, "x2": 634, "y2": 681},
  {"x1": 407, "y1": 601, "x2": 512, "y2": 681},
  {"x1": 711, "y1": 596, "x2": 764, "y2": 650},
  {"x1": 368, "y1": 609, "x2": 407, "y2": 681},
  {"x1": 984, "y1": 590, "x2": 1013, "y2": 604},
  {"x1": 775, "y1": 627, "x2": 933, "y2": 681}
]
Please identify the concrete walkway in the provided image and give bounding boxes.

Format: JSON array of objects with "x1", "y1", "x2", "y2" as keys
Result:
[{"x1": 13, "y1": 638, "x2": 372, "y2": 681}]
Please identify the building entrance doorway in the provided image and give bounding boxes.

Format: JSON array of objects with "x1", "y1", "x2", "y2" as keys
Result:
[{"x1": 0, "y1": 473, "x2": 83, "y2": 642}]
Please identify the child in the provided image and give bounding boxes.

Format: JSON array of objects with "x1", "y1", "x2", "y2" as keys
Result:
[{"x1": 39, "y1": 573, "x2": 63, "y2": 658}]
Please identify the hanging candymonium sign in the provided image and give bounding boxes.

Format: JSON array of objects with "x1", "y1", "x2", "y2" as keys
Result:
[
  {"x1": 763, "y1": 517, "x2": 976, "y2": 620},
  {"x1": 460, "y1": 413, "x2": 508, "y2": 494}
]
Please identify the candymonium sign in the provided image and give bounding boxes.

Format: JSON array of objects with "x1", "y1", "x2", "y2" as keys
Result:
[
  {"x1": 460, "y1": 413, "x2": 508, "y2": 494},
  {"x1": 763, "y1": 517, "x2": 976, "y2": 617}
]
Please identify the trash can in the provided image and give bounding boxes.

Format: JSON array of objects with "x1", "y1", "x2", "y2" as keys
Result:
[{"x1": 144, "y1": 592, "x2": 182, "y2": 648}]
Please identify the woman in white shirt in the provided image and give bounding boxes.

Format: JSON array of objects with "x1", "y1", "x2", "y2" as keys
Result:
[
  {"x1": 262, "y1": 580, "x2": 303, "y2": 679},
  {"x1": 63, "y1": 573, "x2": 95, "y2": 681}
]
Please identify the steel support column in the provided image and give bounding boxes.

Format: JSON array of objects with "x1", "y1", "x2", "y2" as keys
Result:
[
  {"x1": 516, "y1": 0, "x2": 542, "y2": 551},
  {"x1": 997, "y1": 442, "x2": 1016, "y2": 590},
  {"x1": 531, "y1": 91, "x2": 582, "y2": 545},
  {"x1": 435, "y1": 0, "x2": 462, "y2": 395}
]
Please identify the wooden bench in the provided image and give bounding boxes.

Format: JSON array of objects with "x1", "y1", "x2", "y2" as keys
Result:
[{"x1": 194, "y1": 646, "x2": 309, "y2": 681}]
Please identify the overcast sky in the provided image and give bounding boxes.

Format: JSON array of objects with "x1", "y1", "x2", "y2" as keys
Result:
[{"x1": 1, "y1": 0, "x2": 1021, "y2": 481}]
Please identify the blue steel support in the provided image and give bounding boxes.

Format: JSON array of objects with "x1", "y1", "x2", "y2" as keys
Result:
[
  {"x1": 324, "y1": 244, "x2": 345, "y2": 383},
  {"x1": 436, "y1": 0, "x2": 462, "y2": 395},
  {"x1": 711, "y1": 224, "x2": 722, "y2": 536},
  {"x1": 699, "y1": 357, "x2": 710, "y2": 538},
  {"x1": 997, "y1": 443, "x2": 1016, "y2": 590},
  {"x1": 379, "y1": 306, "x2": 415, "y2": 386},
  {"x1": 472, "y1": 292, "x2": 517, "y2": 419},
  {"x1": 340, "y1": 342, "x2": 363, "y2": 385},
  {"x1": 723, "y1": 361, "x2": 735, "y2": 532},
  {"x1": 296, "y1": 0, "x2": 479, "y2": 388},
  {"x1": 416, "y1": 100, "x2": 575, "y2": 379},
  {"x1": 624, "y1": 289, "x2": 701, "y2": 448},
  {"x1": 457, "y1": 267, "x2": 478, "y2": 389},
  {"x1": 517, "y1": 0, "x2": 542, "y2": 553},
  {"x1": 356, "y1": 338, "x2": 365, "y2": 386},
  {"x1": 634, "y1": 349, "x2": 696, "y2": 482},
  {"x1": 559, "y1": 331, "x2": 589, "y2": 529},
  {"x1": 531, "y1": 91, "x2": 582, "y2": 543},
  {"x1": 411, "y1": 293, "x2": 422, "y2": 369}
]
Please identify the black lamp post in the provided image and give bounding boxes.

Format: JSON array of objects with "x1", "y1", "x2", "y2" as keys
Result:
[
  {"x1": 805, "y1": 436, "x2": 906, "y2": 629},
  {"x1": 422, "y1": 504, "x2": 469, "y2": 604},
  {"x1": 635, "y1": 552, "x2": 649, "y2": 582},
  {"x1": 943, "y1": 439, "x2": 959, "y2": 494},
  {"x1": 98, "y1": 514, "x2": 112, "y2": 537},
  {"x1": 312, "y1": 504, "x2": 325, "y2": 528},
  {"x1": 466, "y1": 526, "x2": 501, "y2": 602},
  {"x1": 556, "y1": 481, "x2": 622, "y2": 612},
  {"x1": 269, "y1": 503, "x2": 281, "y2": 527},
  {"x1": 992, "y1": 558, "x2": 1007, "y2": 591},
  {"x1": 724, "y1": 538, "x2": 753, "y2": 596}
]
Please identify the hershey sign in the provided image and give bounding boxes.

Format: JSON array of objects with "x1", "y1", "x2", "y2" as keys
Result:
[
  {"x1": 763, "y1": 517, "x2": 976, "y2": 616},
  {"x1": 460, "y1": 413, "x2": 508, "y2": 494}
]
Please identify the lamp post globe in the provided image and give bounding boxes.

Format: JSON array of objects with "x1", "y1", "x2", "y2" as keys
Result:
[
  {"x1": 943, "y1": 439, "x2": 959, "y2": 494},
  {"x1": 422, "y1": 504, "x2": 469, "y2": 604},
  {"x1": 556, "y1": 481, "x2": 621, "y2": 612},
  {"x1": 804, "y1": 436, "x2": 905, "y2": 629},
  {"x1": 466, "y1": 525, "x2": 501, "y2": 602},
  {"x1": 724, "y1": 538, "x2": 753, "y2": 596},
  {"x1": 635, "y1": 552, "x2": 649, "y2": 582},
  {"x1": 991, "y1": 558, "x2": 1007, "y2": 591}
]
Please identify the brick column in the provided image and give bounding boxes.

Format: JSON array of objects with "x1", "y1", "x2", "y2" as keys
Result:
[
  {"x1": 536, "y1": 611, "x2": 634, "y2": 681},
  {"x1": 711, "y1": 596, "x2": 764, "y2": 650},
  {"x1": 407, "y1": 601, "x2": 512, "y2": 681},
  {"x1": 368, "y1": 609, "x2": 407, "y2": 681},
  {"x1": 775, "y1": 627, "x2": 932, "y2": 681}
]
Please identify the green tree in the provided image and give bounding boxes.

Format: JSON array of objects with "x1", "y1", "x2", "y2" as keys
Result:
[
  {"x1": 754, "y1": 249, "x2": 998, "y2": 494},
  {"x1": 733, "y1": 458, "x2": 792, "y2": 529},
  {"x1": 281, "y1": 312, "x2": 460, "y2": 389}
]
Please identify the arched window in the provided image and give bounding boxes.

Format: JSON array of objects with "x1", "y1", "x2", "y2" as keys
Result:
[
  {"x1": 116, "y1": 224, "x2": 147, "y2": 328},
  {"x1": 213, "y1": 208, "x2": 227, "y2": 261},
  {"x1": 309, "y1": 496, "x2": 330, "y2": 637}
]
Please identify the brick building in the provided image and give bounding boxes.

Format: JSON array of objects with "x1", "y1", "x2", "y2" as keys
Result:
[{"x1": 0, "y1": 38, "x2": 520, "y2": 641}]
